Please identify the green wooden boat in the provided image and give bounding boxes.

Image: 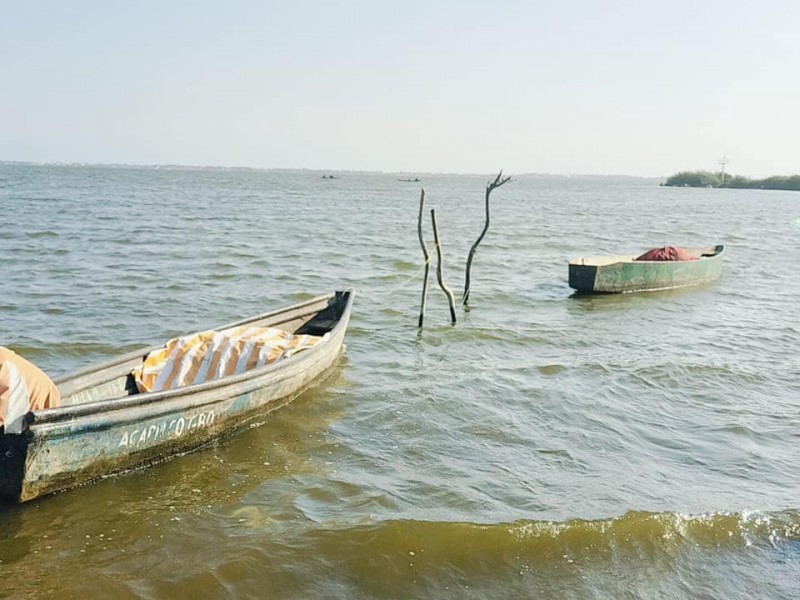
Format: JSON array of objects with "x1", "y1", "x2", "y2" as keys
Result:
[{"x1": 568, "y1": 245, "x2": 725, "y2": 294}]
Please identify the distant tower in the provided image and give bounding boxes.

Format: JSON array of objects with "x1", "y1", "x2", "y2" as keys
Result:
[{"x1": 719, "y1": 156, "x2": 729, "y2": 185}]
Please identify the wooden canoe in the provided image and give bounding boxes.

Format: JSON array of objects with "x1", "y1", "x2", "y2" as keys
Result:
[
  {"x1": 568, "y1": 245, "x2": 725, "y2": 294},
  {"x1": 0, "y1": 290, "x2": 354, "y2": 502}
]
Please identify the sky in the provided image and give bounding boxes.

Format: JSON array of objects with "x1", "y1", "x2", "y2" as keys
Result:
[{"x1": 1, "y1": 1, "x2": 798, "y2": 177}]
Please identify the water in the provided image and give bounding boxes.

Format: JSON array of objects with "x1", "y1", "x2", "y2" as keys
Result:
[{"x1": 1, "y1": 163, "x2": 799, "y2": 598}]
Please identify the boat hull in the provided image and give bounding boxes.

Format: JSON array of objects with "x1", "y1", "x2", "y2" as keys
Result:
[
  {"x1": 0, "y1": 290, "x2": 354, "y2": 502},
  {"x1": 568, "y1": 246, "x2": 725, "y2": 294}
]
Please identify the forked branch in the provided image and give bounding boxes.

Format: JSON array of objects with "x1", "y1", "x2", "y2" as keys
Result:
[{"x1": 462, "y1": 170, "x2": 512, "y2": 305}]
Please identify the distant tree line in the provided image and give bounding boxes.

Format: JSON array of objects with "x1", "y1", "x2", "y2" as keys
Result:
[{"x1": 664, "y1": 171, "x2": 800, "y2": 191}]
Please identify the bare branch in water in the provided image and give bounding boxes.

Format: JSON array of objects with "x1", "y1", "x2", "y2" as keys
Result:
[
  {"x1": 462, "y1": 170, "x2": 512, "y2": 305},
  {"x1": 431, "y1": 208, "x2": 457, "y2": 324},
  {"x1": 417, "y1": 188, "x2": 431, "y2": 328}
]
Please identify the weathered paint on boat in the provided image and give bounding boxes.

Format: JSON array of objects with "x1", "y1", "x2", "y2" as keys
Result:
[
  {"x1": 0, "y1": 290, "x2": 354, "y2": 502},
  {"x1": 568, "y1": 245, "x2": 725, "y2": 294}
]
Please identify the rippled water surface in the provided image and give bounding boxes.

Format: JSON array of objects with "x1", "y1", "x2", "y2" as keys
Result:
[{"x1": 1, "y1": 164, "x2": 799, "y2": 599}]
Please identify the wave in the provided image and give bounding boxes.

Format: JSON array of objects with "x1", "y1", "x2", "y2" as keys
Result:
[{"x1": 311, "y1": 509, "x2": 800, "y2": 566}]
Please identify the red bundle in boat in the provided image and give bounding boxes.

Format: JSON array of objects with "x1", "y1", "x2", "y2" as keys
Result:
[{"x1": 635, "y1": 246, "x2": 697, "y2": 261}]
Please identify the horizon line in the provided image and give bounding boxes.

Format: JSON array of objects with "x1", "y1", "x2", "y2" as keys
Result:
[{"x1": 0, "y1": 159, "x2": 666, "y2": 179}]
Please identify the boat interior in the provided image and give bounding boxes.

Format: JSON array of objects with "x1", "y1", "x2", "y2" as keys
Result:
[
  {"x1": 54, "y1": 292, "x2": 351, "y2": 407},
  {"x1": 569, "y1": 245, "x2": 722, "y2": 267}
]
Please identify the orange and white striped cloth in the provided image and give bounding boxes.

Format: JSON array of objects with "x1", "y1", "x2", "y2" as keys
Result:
[
  {"x1": 0, "y1": 346, "x2": 61, "y2": 433},
  {"x1": 132, "y1": 325, "x2": 325, "y2": 393}
]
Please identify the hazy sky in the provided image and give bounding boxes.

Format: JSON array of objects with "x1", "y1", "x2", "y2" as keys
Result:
[{"x1": 2, "y1": 1, "x2": 798, "y2": 176}]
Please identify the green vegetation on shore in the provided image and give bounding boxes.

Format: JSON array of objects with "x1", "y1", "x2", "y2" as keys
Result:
[{"x1": 664, "y1": 171, "x2": 800, "y2": 191}]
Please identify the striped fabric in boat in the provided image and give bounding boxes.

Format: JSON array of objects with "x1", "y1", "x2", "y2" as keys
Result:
[{"x1": 132, "y1": 325, "x2": 326, "y2": 393}]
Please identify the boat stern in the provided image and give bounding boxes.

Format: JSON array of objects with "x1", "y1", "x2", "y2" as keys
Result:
[
  {"x1": 568, "y1": 262, "x2": 598, "y2": 293},
  {"x1": 0, "y1": 432, "x2": 31, "y2": 502}
]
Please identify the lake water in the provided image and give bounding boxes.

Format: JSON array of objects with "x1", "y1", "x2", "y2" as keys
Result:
[{"x1": 1, "y1": 163, "x2": 799, "y2": 599}]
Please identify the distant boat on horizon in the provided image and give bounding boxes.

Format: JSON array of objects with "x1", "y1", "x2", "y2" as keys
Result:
[{"x1": 397, "y1": 177, "x2": 420, "y2": 182}]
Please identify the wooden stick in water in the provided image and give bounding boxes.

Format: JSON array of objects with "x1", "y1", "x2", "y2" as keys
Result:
[
  {"x1": 431, "y1": 208, "x2": 457, "y2": 324},
  {"x1": 462, "y1": 170, "x2": 512, "y2": 305},
  {"x1": 417, "y1": 188, "x2": 431, "y2": 328}
]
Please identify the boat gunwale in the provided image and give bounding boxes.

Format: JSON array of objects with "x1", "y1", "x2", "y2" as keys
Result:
[
  {"x1": 33, "y1": 290, "x2": 354, "y2": 425},
  {"x1": 51, "y1": 291, "x2": 338, "y2": 386},
  {"x1": 568, "y1": 244, "x2": 725, "y2": 269}
]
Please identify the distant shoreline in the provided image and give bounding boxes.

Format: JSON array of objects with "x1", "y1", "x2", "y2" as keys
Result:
[
  {"x1": 0, "y1": 160, "x2": 660, "y2": 179},
  {"x1": 664, "y1": 170, "x2": 800, "y2": 191}
]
